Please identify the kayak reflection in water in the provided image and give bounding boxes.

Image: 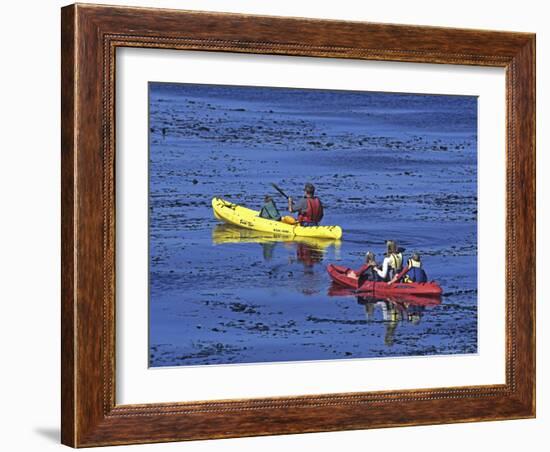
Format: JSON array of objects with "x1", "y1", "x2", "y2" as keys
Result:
[
  {"x1": 328, "y1": 283, "x2": 440, "y2": 346},
  {"x1": 211, "y1": 224, "x2": 340, "y2": 265},
  {"x1": 260, "y1": 242, "x2": 277, "y2": 261},
  {"x1": 359, "y1": 296, "x2": 428, "y2": 346},
  {"x1": 261, "y1": 241, "x2": 324, "y2": 266},
  {"x1": 290, "y1": 242, "x2": 325, "y2": 267},
  {"x1": 359, "y1": 296, "x2": 426, "y2": 322}
]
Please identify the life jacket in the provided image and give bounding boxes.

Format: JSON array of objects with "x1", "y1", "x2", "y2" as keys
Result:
[
  {"x1": 403, "y1": 267, "x2": 428, "y2": 283},
  {"x1": 381, "y1": 252, "x2": 403, "y2": 281},
  {"x1": 407, "y1": 258, "x2": 422, "y2": 269},
  {"x1": 298, "y1": 197, "x2": 323, "y2": 224},
  {"x1": 357, "y1": 263, "x2": 381, "y2": 283},
  {"x1": 388, "y1": 253, "x2": 403, "y2": 271}
]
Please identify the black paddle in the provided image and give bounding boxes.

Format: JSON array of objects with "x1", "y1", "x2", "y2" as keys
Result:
[{"x1": 270, "y1": 182, "x2": 290, "y2": 200}]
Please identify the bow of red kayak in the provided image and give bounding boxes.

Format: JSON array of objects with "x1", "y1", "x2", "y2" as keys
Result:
[{"x1": 326, "y1": 264, "x2": 359, "y2": 289}]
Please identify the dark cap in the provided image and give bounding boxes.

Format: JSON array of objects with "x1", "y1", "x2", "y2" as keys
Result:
[{"x1": 304, "y1": 183, "x2": 315, "y2": 195}]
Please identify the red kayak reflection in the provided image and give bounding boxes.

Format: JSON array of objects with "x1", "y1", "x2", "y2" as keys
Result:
[
  {"x1": 328, "y1": 282, "x2": 442, "y2": 346},
  {"x1": 327, "y1": 282, "x2": 442, "y2": 307}
]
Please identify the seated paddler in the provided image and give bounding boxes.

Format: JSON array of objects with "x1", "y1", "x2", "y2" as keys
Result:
[
  {"x1": 375, "y1": 240, "x2": 404, "y2": 282},
  {"x1": 347, "y1": 251, "x2": 383, "y2": 283},
  {"x1": 288, "y1": 182, "x2": 324, "y2": 226},
  {"x1": 259, "y1": 195, "x2": 282, "y2": 221},
  {"x1": 392, "y1": 253, "x2": 428, "y2": 284}
]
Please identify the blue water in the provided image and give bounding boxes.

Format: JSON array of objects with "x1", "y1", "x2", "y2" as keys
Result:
[{"x1": 148, "y1": 82, "x2": 478, "y2": 367}]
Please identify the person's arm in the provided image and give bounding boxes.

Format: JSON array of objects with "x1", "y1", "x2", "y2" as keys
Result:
[
  {"x1": 375, "y1": 258, "x2": 389, "y2": 279},
  {"x1": 388, "y1": 265, "x2": 410, "y2": 285},
  {"x1": 288, "y1": 197, "x2": 306, "y2": 213},
  {"x1": 355, "y1": 263, "x2": 372, "y2": 276},
  {"x1": 347, "y1": 263, "x2": 370, "y2": 279}
]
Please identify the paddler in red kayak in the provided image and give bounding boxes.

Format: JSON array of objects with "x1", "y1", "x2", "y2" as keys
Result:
[
  {"x1": 347, "y1": 252, "x2": 382, "y2": 283},
  {"x1": 288, "y1": 182, "x2": 324, "y2": 226},
  {"x1": 388, "y1": 253, "x2": 428, "y2": 284},
  {"x1": 347, "y1": 250, "x2": 430, "y2": 285},
  {"x1": 346, "y1": 240, "x2": 404, "y2": 284},
  {"x1": 375, "y1": 240, "x2": 404, "y2": 282}
]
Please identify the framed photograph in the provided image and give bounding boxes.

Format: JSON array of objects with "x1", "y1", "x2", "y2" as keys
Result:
[{"x1": 61, "y1": 3, "x2": 535, "y2": 447}]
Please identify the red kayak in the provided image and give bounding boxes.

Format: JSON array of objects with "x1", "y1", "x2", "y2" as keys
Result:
[{"x1": 327, "y1": 264, "x2": 443, "y2": 297}]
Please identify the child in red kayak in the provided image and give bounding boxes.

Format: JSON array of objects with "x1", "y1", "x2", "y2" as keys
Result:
[{"x1": 386, "y1": 253, "x2": 429, "y2": 284}]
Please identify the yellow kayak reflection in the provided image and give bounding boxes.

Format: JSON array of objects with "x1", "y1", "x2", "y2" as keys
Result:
[
  {"x1": 212, "y1": 223, "x2": 341, "y2": 248},
  {"x1": 212, "y1": 224, "x2": 341, "y2": 265}
]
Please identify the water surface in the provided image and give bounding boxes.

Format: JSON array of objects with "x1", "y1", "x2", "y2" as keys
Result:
[{"x1": 148, "y1": 83, "x2": 478, "y2": 367}]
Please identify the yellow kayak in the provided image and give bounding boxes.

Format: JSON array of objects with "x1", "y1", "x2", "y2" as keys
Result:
[{"x1": 212, "y1": 197, "x2": 343, "y2": 239}]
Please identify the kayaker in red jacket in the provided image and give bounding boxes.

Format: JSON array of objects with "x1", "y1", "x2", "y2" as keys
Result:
[{"x1": 288, "y1": 183, "x2": 324, "y2": 226}]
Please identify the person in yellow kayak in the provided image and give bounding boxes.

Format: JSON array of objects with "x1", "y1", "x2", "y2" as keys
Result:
[
  {"x1": 288, "y1": 182, "x2": 324, "y2": 226},
  {"x1": 259, "y1": 195, "x2": 282, "y2": 221}
]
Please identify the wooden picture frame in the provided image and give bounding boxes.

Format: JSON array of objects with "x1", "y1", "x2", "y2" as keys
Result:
[{"x1": 61, "y1": 3, "x2": 535, "y2": 447}]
